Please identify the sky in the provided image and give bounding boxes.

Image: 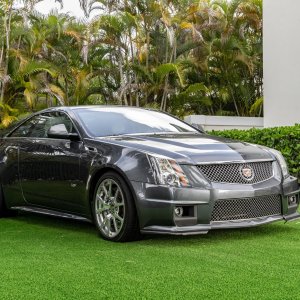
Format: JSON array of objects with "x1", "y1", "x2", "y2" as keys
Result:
[
  {"x1": 35, "y1": 0, "x2": 85, "y2": 18},
  {"x1": 34, "y1": 0, "x2": 233, "y2": 18}
]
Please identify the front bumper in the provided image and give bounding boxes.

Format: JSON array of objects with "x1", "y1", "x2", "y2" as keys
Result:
[{"x1": 131, "y1": 176, "x2": 300, "y2": 236}]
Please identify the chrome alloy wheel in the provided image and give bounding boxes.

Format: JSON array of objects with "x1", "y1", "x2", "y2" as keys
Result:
[{"x1": 95, "y1": 178, "x2": 125, "y2": 238}]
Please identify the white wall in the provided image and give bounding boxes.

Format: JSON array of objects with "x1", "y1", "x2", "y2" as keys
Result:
[
  {"x1": 184, "y1": 115, "x2": 264, "y2": 131},
  {"x1": 264, "y1": 0, "x2": 300, "y2": 127}
]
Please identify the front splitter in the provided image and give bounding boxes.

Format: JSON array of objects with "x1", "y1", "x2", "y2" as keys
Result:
[{"x1": 141, "y1": 213, "x2": 300, "y2": 236}]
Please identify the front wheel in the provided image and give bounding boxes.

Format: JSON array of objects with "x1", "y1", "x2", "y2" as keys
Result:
[{"x1": 92, "y1": 172, "x2": 140, "y2": 242}]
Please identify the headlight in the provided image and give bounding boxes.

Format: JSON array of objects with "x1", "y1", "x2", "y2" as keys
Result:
[
  {"x1": 148, "y1": 155, "x2": 190, "y2": 187},
  {"x1": 268, "y1": 149, "x2": 289, "y2": 179}
]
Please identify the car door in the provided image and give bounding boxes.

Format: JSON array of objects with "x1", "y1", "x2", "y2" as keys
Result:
[
  {"x1": 12, "y1": 111, "x2": 85, "y2": 214},
  {"x1": 0, "y1": 138, "x2": 25, "y2": 208}
]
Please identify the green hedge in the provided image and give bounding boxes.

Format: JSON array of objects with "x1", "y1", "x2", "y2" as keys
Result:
[{"x1": 211, "y1": 125, "x2": 300, "y2": 178}]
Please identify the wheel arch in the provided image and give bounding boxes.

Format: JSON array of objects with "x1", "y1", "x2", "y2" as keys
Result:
[{"x1": 88, "y1": 165, "x2": 140, "y2": 219}]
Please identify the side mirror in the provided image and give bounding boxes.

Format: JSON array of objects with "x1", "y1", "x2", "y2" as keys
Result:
[
  {"x1": 47, "y1": 124, "x2": 80, "y2": 141},
  {"x1": 191, "y1": 123, "x2": 206, "y2": 134}
]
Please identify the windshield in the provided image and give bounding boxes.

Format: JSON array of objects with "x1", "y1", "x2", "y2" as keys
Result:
[{"x1": 74, "y1": 107, "x2": 198, "y2": 137}]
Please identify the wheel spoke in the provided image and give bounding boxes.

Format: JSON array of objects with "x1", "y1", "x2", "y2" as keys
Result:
[
  {"x1": 96, "y1": 191, "x2": 106, "y2": 202},
  {"x1": 108, "y1": 181, "x2": 112, "y2": 197},
  {"x1": 97, "y1": 207, "x2": 107, "y2": 214},
  {"x1": 106, "y1": 218, "x2": 111, "y2": 235},
  {"x1": 115, "y1": 214, "x2": 124, "y2": 223},
  {"x1": 101, "y1": 215, "x2": 108, "y2": 229},
  {"x1": 114, "y1": 189, "x2": 119, "y2": 201},
  {"x1": 102, "y1": 185, "x2": 109, "y2": 198},
  {"x1": 112, "y1": 216, "x2": 118, "y2": 231}
]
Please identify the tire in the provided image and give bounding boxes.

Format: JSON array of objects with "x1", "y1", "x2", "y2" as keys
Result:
[{"x1": 92, "y1": 171, "x2": 140, "y2": 242}]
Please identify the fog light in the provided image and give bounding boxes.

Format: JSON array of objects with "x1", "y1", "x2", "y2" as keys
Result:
[
  {"x1": 174, "y1": 207, "x2": 184, "y2": 218},
  {"x1": 288, "y1": 195, "x2": 297, "y2": 205}
]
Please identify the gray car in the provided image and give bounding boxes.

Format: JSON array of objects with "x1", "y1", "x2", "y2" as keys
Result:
[{"x1": 0, "y1": 106, "x2": 299, "y2": 242}]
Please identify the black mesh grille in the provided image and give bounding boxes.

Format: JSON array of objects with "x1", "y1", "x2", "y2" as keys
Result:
[
  {"x1": 211, "y1": 195, "x2": 282, "y2": 222},
  {"x1": 198, "y1": 161, "x2": 273, "y2": 184}
]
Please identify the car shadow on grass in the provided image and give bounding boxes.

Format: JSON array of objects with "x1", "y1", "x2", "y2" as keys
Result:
[
  {"x1": 10, "y1": 212, "x2": 97, "y2": 236},
  {"x1": 4, "y1": 211, "x2": 299, "y2": 246},
  {"x1": 143, "y1": 222, "x2": 299, "y2": 246}
]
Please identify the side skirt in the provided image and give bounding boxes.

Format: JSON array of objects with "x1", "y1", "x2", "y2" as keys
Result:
[{"x1": 11, "y1": 206, "x2": 92, "y2": 223}]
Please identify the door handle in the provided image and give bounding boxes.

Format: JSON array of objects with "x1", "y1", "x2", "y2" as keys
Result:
[
  {"x1": 5, "y1": 146, "x2": 18, "y2": 155},
  {"x1": 85, "y1": 146, "x2": 98, "y2": 153}
]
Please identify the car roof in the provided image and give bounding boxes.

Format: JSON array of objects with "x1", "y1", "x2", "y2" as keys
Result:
[{"x1": 41, "y1": 105, "x2": 158, "y2": 114}]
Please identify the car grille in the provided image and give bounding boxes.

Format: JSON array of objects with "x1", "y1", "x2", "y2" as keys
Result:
[
  {"x1": 211, "y1": 195, "x2": 282, "y2": 222},
  {"x1": 197, "y1": 161, "x2": 274, "y2": 184}
]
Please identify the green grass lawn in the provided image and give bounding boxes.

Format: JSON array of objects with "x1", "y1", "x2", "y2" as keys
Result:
[{"x1": 1, "y1": 213, "x2": 300, "y2": 300}]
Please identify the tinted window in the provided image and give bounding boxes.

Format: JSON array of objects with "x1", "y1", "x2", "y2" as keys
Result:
[
  {"x1": 74, "y1": 108, "x2": 197, "y2": 137},
  {"x1": 0, "y1": 117, "x2": 28, "y2": 137},
  {"x1": 9, "y1": 112, "x2": 75, "y2": 138}
]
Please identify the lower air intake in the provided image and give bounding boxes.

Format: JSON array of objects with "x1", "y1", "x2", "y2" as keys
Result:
[{"x1": 211, "y1": 195, "x2": 282, "y2": 222}]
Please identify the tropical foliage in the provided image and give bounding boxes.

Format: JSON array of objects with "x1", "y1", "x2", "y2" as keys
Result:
[{"x1": 0, "y1": 0, "x2": 263, "y2": 126}]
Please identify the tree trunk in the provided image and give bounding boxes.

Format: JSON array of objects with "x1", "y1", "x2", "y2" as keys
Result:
[
  {"x1": 0, "y1": 46, "x2": 4, "y2": 66},
  {"x1": 117, "y1": 48, "x2": 128, "y2": 106},
  {"x1": 65, "y1": 76, "x2": 69, "y2": 105},
  {"x1": 0, "y1": 2, "x2": 13, "y2": 104},
  {"x1": 160, "y1": 75, "x2": 169, "y2": 111}
]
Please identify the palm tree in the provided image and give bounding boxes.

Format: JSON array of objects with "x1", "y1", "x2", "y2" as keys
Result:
[{"x1": 0, "y1": 0, "x2": 264, "y2": 127}]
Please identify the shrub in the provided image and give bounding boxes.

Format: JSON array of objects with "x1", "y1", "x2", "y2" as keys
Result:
[{"x1": 211, "y1": 125, "x2": 300, "y2": 178}]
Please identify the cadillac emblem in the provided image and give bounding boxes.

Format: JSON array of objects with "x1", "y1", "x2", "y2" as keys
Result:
[{"x1": 240, "y1": 165, "x2": 254, "y2": 180}]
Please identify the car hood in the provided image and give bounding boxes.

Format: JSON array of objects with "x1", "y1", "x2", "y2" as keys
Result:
[{"x1": 97, "y1": 133, "x2": 273, "y2": 165}]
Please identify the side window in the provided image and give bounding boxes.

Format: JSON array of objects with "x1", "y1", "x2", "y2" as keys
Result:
[
  {"x1": 9, "y1": 112, "x2": 77, "y2": 138},
  {"x1": 9, "y1": 115, "x2": 48, "y2": 138}
]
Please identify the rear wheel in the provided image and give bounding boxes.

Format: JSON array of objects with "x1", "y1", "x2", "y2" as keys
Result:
[{"x1": 92, "y1": 172, "x2": 140, "y2": 242}]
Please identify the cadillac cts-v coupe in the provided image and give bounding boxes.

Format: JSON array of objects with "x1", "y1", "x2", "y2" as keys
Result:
[{"x1": 0, "y1": 106, "x2": 299, "y2": 242}]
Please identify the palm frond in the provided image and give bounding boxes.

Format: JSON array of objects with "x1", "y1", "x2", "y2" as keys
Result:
[
  {"x1": 156, "y1": 63, "x2": 184, "y2": 86},
  {"x1": 0, "y1": 104, "x2": 18, "y2": 128},
  {"x1": 20, "y1": 61, "x2": 58, "y2": 78}
]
